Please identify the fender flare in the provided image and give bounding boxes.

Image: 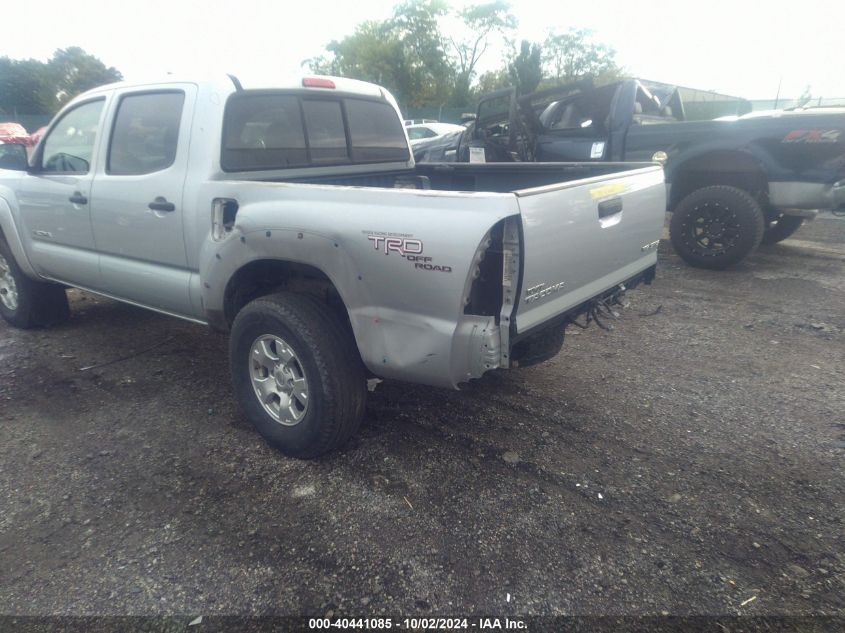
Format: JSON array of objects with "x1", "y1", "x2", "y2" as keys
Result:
[
  {"x1": 664, "y1": 148, "x2": 771, "y2": 209},
  {"x1": 0, "y1": 196, "x2": 39, "y2": 279}
]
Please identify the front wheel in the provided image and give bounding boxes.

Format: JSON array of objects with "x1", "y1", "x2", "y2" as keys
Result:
[
  {"x1": 229, "y1": 292, "x2": 366, "y2": 458},
  {"x1": 761, "y1": 214, "x2": 804, "y2": 245},
  {"x1": 0, "y1": 236, "x2": 70, "y2": 329},
  {"x1": 669, "y1": 185, "x2": 765, "y2": 269}
]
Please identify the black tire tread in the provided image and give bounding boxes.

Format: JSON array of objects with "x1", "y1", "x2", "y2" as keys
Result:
[
  {"x1": 0, "y1": 235, "x2": 70, "y2": 329},
  {"x1": 669, "y1": 185, "x2": 765, "y2": 270},
  {"x1": 229, "y1": 291, "x2": 366, "y2": 458}
]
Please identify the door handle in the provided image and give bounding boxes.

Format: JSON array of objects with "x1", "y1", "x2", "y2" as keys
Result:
[
  {"x1": 68, "y1": 192, "x2": 88, "y2": 205},
  {"x1": 598, "y1": 197, "x2": 623, "y2": 219},
  {"x1": 148, "y1": 197, "x2": 176, "y2": 212}
]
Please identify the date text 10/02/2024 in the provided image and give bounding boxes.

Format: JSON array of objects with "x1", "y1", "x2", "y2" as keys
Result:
[{"x1": 308, "y1": 617, "x2": 527, "y2": 630}]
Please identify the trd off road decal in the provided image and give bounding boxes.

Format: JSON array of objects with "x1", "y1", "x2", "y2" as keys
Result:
[
  {"x1": 366, "y1": 233, "x2": 423, "y2": 255},
  {"x1": 363, "y1": 231, "x2": 452, "y2": 273},
  {"x1": 782, "y1": 129, "x2": 842, "y2": 143}
]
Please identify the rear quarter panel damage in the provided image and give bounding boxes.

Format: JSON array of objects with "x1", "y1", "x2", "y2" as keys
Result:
[{"x1": 197, "y1": 181, "x2": 519, "y2": 388}]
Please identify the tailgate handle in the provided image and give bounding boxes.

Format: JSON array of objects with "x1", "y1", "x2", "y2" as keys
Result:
[{"x1": 598, "y1": 197, "x2": 623, "y2": 219}]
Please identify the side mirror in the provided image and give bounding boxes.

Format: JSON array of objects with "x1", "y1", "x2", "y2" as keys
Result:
[{"x1": 0, "y1": 143, "x2": 29, "y2": 171}]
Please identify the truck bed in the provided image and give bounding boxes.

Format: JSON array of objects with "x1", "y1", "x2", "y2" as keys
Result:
[
  {"x1": 246, "y1": 161, "x2": 666, "y2": 339},
  {"x1": 267, "y1": 161, "x2": 654, "y2": 194}
]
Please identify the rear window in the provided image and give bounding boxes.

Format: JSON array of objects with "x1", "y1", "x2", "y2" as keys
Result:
[
  {"x1": 222, "y1": 94, "x2": 308, "y2": 170},
  {"x1": 302, "y1": 99, "x2": 347, "y2": 164},
  {"x1": 221, "y1": 92, "x2": 409, "y2": 171},
  {"x1": 345, "y1": 99, "x2": 409, "y2": 162}
]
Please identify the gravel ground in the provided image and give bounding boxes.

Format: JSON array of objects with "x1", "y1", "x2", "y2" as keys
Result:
[{"x1": 0, "y1": 216, "x2": 843, "y2": 618}]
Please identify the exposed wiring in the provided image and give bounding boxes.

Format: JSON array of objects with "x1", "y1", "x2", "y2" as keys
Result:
[{"x1": 568, "y1": 285, "x2": 629, "y2": 332}]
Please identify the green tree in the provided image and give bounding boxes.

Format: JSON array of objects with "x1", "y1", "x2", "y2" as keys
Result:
[
  {"x1": 542, "y1": 28, "x2": 621, "y2": 85},
  {"x1": 474, "y1": 68, "x2": 511, "y2": 96},
  {"x1": 310, "y1": 21, "x2": 408, "y2": 99},
  {"x1": 391, "y1": 0, "x2": 454, "y2": 106},
  {"x1": 0, "y1": 48, "x2": 122, "y2": 117},
  {"x1": 49, "y1": 47, "x2": 123, "y2": 108},
  {"x1": 448, "y1": 1, "x2": 517, "y2": 105},
  {"x1": 0, "y1": 58, "x2": 54, "y2": 116},
  {"x1": 304, "y1": 1, "x2": 519, "y2": 109},
  {"x1": 303, "y1": 1, "x2": 454, "y2": 108},
  {"x1": 508, "y1": 40, "x2": 542, "y2": 96}
]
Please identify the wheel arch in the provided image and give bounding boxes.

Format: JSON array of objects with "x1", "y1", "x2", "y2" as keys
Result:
[
  {"x1": 668, "y1": 150, "x2": 770, "y2": 211},
  {"x1": 0, "y1": 195, "x2": 39, "y2": 278},
  {"x1": 221, "y1": 258, "x2": 351, "y2": 331}
]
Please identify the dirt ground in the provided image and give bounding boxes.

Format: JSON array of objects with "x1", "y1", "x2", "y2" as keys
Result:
[{"x1": 0, "y1": 215, "x2": 843, "y2": 618}]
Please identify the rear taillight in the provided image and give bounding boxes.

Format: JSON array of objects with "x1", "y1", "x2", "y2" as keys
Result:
[{"x1": 302, "y1": 77, "x2": 336, "y2": 89}]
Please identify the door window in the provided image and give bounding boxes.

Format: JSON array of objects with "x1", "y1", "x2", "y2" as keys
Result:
[
  {"x1": 41, "y1": 99, "x2": 105, "y2": 174},
  {"x1": 108, "y1": 92, "x2": 185, "y2": 175}
]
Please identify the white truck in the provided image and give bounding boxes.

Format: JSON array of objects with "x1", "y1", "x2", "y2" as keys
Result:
[{"x1": 0, "y1": 75, "x2": 665, "y2": 457}]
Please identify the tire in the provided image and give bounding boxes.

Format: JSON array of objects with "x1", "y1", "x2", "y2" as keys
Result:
[
  {"x1": 229, "y1": 292, "x2": 366, "y2": 458},
  {"x1": 761, "y1": 214, "x2": 804, "y2": 245},
  {"x1": 669, "y1": 185, "x2": 765, "y2": 269},
  {"x1": 0, "y1": 235, "x2": 70, "y2": 329}
]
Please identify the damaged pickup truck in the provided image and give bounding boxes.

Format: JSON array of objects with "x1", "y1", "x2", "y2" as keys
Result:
[
  {"x1": 415, "y1": 79, "x2": 845, "y2": 269},
  {"x1": 0, "y1": 75, "x2": 664, "y2": 457}
]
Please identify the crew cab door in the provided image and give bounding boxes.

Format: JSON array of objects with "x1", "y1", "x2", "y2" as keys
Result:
[
  {"x1": 15, "y1": 97, "x2": 107, "y2": 286},
  {"x1": 89, "y1": 85, "x2": 197, "y2": 317}
]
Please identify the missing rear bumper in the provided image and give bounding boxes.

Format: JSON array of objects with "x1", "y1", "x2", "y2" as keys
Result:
[{"x1": 507, "y1": 264, "x2": 656, "y2": 368}]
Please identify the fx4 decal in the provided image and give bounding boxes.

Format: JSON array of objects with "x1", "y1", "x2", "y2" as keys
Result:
[{"x1": 782, "y1": 129, "x2": 841, "y2": 144}]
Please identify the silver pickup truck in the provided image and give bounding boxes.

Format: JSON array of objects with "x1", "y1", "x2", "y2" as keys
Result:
[{"x1": 0, "y1": 75, "x2": 665, "y2": 457}]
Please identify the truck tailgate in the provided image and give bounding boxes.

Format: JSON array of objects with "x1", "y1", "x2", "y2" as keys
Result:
[{"x1": 513, "y1": 165, "x2": 665, "y2": 334}]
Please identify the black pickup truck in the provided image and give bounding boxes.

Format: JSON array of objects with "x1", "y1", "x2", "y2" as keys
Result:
[{"x1": 414, "y1": 79, "x2": 845, "y2": 269}]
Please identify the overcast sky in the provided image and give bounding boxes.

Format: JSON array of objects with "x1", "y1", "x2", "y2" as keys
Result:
[{"x1": 4, "y1": 0, "x2": 844, "y2": 100}]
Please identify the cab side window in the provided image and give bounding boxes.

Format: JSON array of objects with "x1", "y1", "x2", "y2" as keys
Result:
[
  {"x1": 549, "y1": 97, "x2": 591, "y2": 131},
  {"x1": 108, "y1": 92, "x2": 185, "y2": 175},
  {"x1": 633, "y1": 87, "x2": 675, "y2": 124},
  {"x1": 41, "y1": 99, "x2": 105, "y2": 174}
]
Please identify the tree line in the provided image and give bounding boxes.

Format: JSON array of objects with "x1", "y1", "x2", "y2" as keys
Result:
[
  {"x1": 0, "y1": 47, "x2": 122, "y2": 118},
  {"x1": 0, "y1": 4, "x2": 621, "y2": 119},
  {"x1": 304, "y1": 0, "x2": 622, "y2": 108}
]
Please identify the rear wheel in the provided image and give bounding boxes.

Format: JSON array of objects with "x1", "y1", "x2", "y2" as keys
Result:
[
  {"x1": 229, "y1": 292, "x2": 366, "y2": 458},
  {"x1": 761, "y1": 214, "x2": 804, "y2": 245},
  {"x1": 0, "y1": 236, "x2": 70, "y2": 329},
  {"x1": 669, "y1": 185, "x2": 765, "y2": 269}
]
